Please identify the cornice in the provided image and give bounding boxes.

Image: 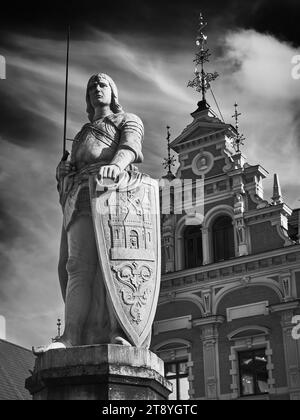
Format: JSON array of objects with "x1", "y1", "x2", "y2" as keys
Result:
[
  {"x1": 244, "y1": 164, "x2": 269, "y2": 178},
  {"x1": 162, "y1": 245, "x2": 300, "y2": 280},
  {"x1": 172, "y1": 129, "x2": 228, "y2": 153},
  {"x1": 245, "y1": 203, "x2": 293, "y2": 221},
  {"x1": 171, "y1": 120, "x2": 231, "y2": 149},
  {"x1": 160, "y1": 245, "x2": 300, "y2": 293},
  {"x1": 192, "y1": 315, "x2": 225, "y2": 328},
  {"x1": 269, "y1": 300, "x2": 300, "y2": 313}
]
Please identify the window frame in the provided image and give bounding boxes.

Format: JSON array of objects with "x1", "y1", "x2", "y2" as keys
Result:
[
  {"x1": 153, "y1": 339, "x2": 194, "y2": 399},
  {"x1": 212, "y1": 215, "x2": 235, "y2": 263},
  {"x1": 183, "y1": 226, "x2": 203, "y2": 269},
  {"x1": 228, "y1": 329, "x2": 274, "y2": 399},
  {"x1": 238, "y1": 348, "x2": 269, "y2": 398},
  {"x1": 165, "y1": 359, "x2": 189, "y2": 400}
]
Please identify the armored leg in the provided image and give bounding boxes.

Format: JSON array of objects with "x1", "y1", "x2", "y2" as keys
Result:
[{"x1": 63, "y1": 215, "x2": 98, "y2": 346}]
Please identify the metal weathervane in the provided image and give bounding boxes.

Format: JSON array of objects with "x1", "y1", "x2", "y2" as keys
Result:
[
  {"x1": 188, "y1": 13, "x2": 219, "y2": 103},
  {"x1": 162, "y1": 126, "x2": 176, "y2": 176},
  {"x1": 232, "y1": 102, "x2": 246, "y2": 153}
]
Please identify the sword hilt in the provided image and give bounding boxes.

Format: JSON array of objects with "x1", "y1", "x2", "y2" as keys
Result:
[{"x1": 61, "y1": 150, "x2": 70, "y2": 162}]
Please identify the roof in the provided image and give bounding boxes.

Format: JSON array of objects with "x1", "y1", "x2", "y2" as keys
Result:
[{"x1": 0, "y1": 339, "x2": 35, "y2": 400}]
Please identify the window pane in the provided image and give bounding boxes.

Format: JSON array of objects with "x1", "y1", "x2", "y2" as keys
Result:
[
  {"x1": 168, "y1": 378, "x2": 177, "y2": 400},
  {"x1": 239, "y1": 352, "x2": 253, "y2": 369},
  {"x1": 165, "y1": 360, "x2": 189, "y2": 400},
  {"x1": 178, "y1": 362, "x2": 188, "y2": 375},
  {"x1": 241, "y1": 374, "x2": 255, "y2": 395},
  {"x1": 257, "y1": 380, "x2": 269, "y2": 394},
  {"x1": 184, "y1": 226, "x2": 203, "y2": 269},
  {"x1": 212, "y1": 216, "x2": 235, "y2": 262},
  {"x1": 165, "y1": 363, "x2": 176, "y2": 377},
  {"x1": 188, "y1": 239, "x2": 194, "y2": 254},
  {"x1": 239, "y1": 349, "x2": 269, "y2": 397},
  {"x1": 196, "y1": 237, "x2": 203, "y2": 266},
  {"x1": 254, "y1": 351, "x2": 268, "y2": 394},
  {"x1": 179, "y1": 377, "x2": 190, "y2": 400}
]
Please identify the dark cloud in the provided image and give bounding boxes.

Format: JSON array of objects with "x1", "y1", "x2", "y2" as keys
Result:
[
  {"x1": 0, "y1": 205, "x2": 24, "y2": 245},
  {"x1": 0, "y1": 204, "x2": 23, "y2": 298},
  {"x1": 0, "y1": 36, "x2": 69, "y2": 150},
  {"x1": 0, "y1": 198, "x2": 29, "y2": 303},
  {"x1": 237, "y1": 0, "x2": 300, "y2": 47},
  {"x1": 0, "y1": 91, "x2": 54, "y2": 147},
  {"x1": 0, "y1": 0, "x2": 299, "y2": 45}
]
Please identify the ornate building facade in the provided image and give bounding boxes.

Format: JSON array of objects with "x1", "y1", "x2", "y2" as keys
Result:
[{"x1": 151, "y1": 15, "x2": 300, "y2": 401}]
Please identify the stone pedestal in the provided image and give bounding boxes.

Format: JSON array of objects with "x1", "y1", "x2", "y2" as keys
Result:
[{"x1": 25, "y1": 344, "x2": 172, "y2": 400}]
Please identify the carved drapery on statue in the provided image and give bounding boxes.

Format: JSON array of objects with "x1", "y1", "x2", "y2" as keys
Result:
[{"x1": 90, "y1": 170, "x2": 161, "y2": 347}]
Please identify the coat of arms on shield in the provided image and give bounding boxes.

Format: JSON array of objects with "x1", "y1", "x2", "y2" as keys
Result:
[{"x1": 89, "y1": 170, "x2": 161, "y2": 347}]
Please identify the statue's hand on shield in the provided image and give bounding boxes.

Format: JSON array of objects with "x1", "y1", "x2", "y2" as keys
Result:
[{"x1": 98, "y1": 164, "x2": 121, "y2": 182}]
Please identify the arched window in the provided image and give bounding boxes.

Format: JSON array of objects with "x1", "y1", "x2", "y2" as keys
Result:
[
  {"x1": 184, "y1": 226, "x2": 203, "y2": 269},
  {"x1": 154, "y1": 341, "x2": 191, "y2": 400},
  {"x1": 129, "y1": 230, "x2": 139, "y2": 249},
  {"x1": 212, "y1": 215, "x2": 235, "y2": 262}
]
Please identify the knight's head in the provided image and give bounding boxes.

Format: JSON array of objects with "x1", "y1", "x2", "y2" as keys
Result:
[{"x1": 86, "y1": 73, "x2": 123, "y2": 122}]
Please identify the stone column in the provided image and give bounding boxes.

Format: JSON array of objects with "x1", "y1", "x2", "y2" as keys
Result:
[
  {"x1": 270, "y1": 301, "x2": 300, "y2": 400},
  {"x1": 201, "y1": 227, "x2": 210, "y2": 265},
  {"x1": 25, "y1": 344, "x2": 172, "y2": 400},
  {"x1": 193, "y1": 316, "x2": 224, "y2": 400},
  {"x1": 162, "y1": 215, "x2": 176, "y2": 274},
  {"x1": 175, "y1": 234, "x2": 184, "y2": 271}
]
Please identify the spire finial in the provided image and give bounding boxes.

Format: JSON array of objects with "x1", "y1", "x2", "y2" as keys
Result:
[
  {"x1": 162, "y1": 126, "x2": 176, "y2": 178},
  {"x1": 232, "y1": 102, "x2": 246, "y2": 153},
  {"x1": 272, "y1": 173, "x2": 283, "y2": 205},
  {"x1": 188, "y1": 12, "x2": 219, "y2": 106}
]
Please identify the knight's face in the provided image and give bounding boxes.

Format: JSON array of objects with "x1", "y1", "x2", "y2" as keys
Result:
[{"x1": 88, "y1": 77, "x2": 112, "y2": 109}]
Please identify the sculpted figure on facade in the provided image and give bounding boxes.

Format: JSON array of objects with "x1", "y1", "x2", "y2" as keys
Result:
[{"x1": 34, "y1": 73, "x2": 161, "y2": 353}]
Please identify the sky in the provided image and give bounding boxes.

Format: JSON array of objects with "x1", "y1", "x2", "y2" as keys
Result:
[{"x1": 0, "y1": 0, "x2": 300, "y2": 349}]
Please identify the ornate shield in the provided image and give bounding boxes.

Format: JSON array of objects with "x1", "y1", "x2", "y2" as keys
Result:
[{"x1": 89, "y1": 171, "x2": 161, "y2": 347}]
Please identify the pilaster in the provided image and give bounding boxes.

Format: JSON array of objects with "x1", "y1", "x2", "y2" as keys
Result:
[{"x1": 193, "y1": 316, "x2": 224, "y2": 399}]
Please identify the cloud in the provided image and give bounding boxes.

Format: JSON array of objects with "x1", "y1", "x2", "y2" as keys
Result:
[
  {"x1": 212, "y1": 29, "x2": 300, "y2": 206},
  {"x1": 0, "y1": 139, "x2": 64, "y2": 347}
]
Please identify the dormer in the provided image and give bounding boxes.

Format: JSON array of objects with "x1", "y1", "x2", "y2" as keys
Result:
[{"x1": 171, "y1": 101, "x2": 237, "y2": 181}]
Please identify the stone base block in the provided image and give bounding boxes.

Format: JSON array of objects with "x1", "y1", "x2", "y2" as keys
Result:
[{"x1": 25, "y1": 344, "x2": 172, "y2": 400}]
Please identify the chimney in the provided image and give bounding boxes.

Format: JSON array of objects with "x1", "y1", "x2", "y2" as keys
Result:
[{"x1": 0, "y1": 316, "x2": 6, "y2": 340}]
